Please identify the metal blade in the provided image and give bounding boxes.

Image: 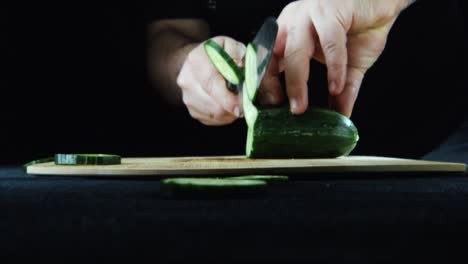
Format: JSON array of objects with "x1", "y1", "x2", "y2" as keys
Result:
[{"x1": 251, "y1": 17, "x2": 278, "y2": 90}]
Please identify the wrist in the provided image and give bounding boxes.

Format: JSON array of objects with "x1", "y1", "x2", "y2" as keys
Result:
[{"x1": 170, "y1": 42, "x2": 200, "y2": 81}]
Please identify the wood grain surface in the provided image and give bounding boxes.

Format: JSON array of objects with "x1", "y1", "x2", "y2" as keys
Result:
[{"x1": 26, "y1": 155, "x2": 467, "y2": 177}]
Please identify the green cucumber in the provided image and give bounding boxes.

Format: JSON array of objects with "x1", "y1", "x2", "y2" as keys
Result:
[
  {"x1": 54, "y1": 154, "x2": 121, "y2": 165},
  {"x1": 242, "y1": 38, "x2": 359, "y2": 159},
  {"x1": 226, "y1": 175, "x2": 289, "y2": 185},
  {"x1": 204, "y1": 39, "x2": 244, "y2": 88},
  {"x1": 160, "y1": 178, "x2": 267, "y2": 198},
  {"x1": 245, "y1": 106, "x2": 359, "y2": 158}
]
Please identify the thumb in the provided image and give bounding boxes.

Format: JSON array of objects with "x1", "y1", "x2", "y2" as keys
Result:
[{"x1": 219, "y1": 36, "x2": 246, "y2": 66}]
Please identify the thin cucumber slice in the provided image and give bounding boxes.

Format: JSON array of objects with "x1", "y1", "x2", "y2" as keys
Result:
[
  {"x1": 54, "y1": 154, "x2": 121, "y2": 165},
  {"x1": 204, "y1": 39, "x2": 244, "y2": 86},
  {"x1": 245, "y1": 43, "x2": 258, "y2": 101},
  {"x1": 242, "y1": 82, "x2": 259, "y2": 128},
  {"x1": 226, "y1": 175, "x2": 289, "y2": 185},
  {"x1": 22, "y1": 157, "x2": 54, "y2": 172},
  {"x1": 160, "y1": 178, "x2": 267, "y2": 198}
]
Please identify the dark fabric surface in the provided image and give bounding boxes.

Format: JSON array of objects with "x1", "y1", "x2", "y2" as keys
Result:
[
  {"x1": 1, "y1": 166, "x2": 468, "y2": 263},
  {"x1": 423, "y1": 116, "x2": 468, "y2": 164}
]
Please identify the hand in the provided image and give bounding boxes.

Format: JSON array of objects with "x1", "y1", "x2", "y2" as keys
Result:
[
  {"x1": 261, "y1": 0, "x2": 414, "y2": 117},
  {"x1": 177, "y1": 36, "x2": 246, "y2": 126}
]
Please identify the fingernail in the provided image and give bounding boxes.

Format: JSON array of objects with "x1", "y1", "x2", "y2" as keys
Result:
[
  {"x1": 329, "y1": 81, "x2": 337, "y2": 94},
  {"x1": 234, "y1": 106, "x2": 241, "y2": 117},
  {"x1": 290, "y1": 99, "x2": 298, "y2": 113}
]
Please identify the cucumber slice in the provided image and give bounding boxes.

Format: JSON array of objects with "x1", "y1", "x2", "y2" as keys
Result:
[
  {"x1": 54, "y1": 154, "x2": 121, "y2": 165},
  {"x1": 226, "y1": 175, "x2": 289, "y2": 185},
  {"x1": 204, "y1": 39, "x2": 244, "y2": 86},
  {"x1": 22, "y1": 157, "x2": 54, "y2": 172},
  {"x1": 242, "y1": 81, "x2": 259, "y2": 128},
  {"x1": 245, "y1": 43, "x2": 258, "y2": 101},
  {"x1": 160, "y1": 178, "x2": 267, "y2": 198}
]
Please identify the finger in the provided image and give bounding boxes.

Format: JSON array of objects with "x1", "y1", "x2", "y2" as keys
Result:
[
  {"x1": 184, "y1": 84, "x2": 238, "y2": 125},
  {"x1": 274, "y1": 22, "x2": 288, "y2": 59},
  {"x1": 222, "y1": 37, "x2": 246, "y2": 66},
  {"x1": 202, "y1": 69, "x2": 243, "y2": 117},
  {"x1": 330, "y1": 66, "x2": 365, "y2": 117},
  {"x1": 189, "y1": 107, "x2": 233, "y2": 126},
  {"x1": 274, "y1": 1, "x2": 299, "y2": 57},
  {"x1": 179, "y1": 65, "x2": 238, "y2": 125},
  {"x1": 257, "y1": 54, "x2": 285, "y2": 106},
  {"x1": 282, "y1": 18, "x2": 315, "y2": 114},
  {"x1": 313, "y1": 17, "x2": 348, "y2": 96}
]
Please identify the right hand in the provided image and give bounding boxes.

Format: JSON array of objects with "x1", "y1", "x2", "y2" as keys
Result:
[
  {"x1": 177, "y1": 36, "x2": 246, "y2": 126},
  {"x1": 259, "y1": 0, "x2": 414, "y2": 117}
]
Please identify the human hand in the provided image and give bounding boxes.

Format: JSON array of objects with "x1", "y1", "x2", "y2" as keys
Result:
[
  {"x1": 177, "y1": 36, "x2": 246, "y2": 126},
  {"x1": 261, "y1": 0, "x2": 415, "y2": 117}
]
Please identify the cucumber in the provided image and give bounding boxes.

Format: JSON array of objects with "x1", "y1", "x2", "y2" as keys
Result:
[
  {"x1": 204, "y1": 39, "x2": 244, "y2": 88},
  {"x1": 242, "y1": 37, "x2": 359, "y2": 159},
  {"x1": 225, "y1": 175, "x2": 289, "y2": 185},
  {"x1": 160, "y1": 178, "x2": 267, "y2": 198},
  {"x1": 245, "y1": 106, "x2": 359, "y2": 158},
  {"x1": 54, "y1": 154, "x2": 121, "y2": 165}
]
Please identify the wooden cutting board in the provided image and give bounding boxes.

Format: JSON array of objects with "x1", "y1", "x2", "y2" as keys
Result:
[{"x1": 26, "y1": 155, "x2": 466, "y2": 177}]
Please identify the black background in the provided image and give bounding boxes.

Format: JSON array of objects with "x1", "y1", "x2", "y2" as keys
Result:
[{"x1": 1, "y1": 1, "x2": 467, "y2": 164}]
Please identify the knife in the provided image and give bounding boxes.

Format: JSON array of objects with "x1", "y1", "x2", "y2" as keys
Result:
[{"x1": 244, "y1": 16, "x2": 278, "y2": 101}]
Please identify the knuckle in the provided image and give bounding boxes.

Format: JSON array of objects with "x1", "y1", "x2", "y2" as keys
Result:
[
  {"x1": 327, "y1": 62, "x2": 346, "y2": 73},
  {"x1": 212, "y1": 106, "x2": 227, "y2": 121},
  {"x1": 204, "y1": 73, "x2": 219, "y2": 96},
  {"x1": 322, "y1": 40, "x2": 340, "y2": 54},
  {"x1": 186, "y1": 53, "x2": 194, "y2": 63},
  {"x1": 283, "y1": 1, "x2": 299, "y2": 13},
  {"x1": 181, "y1": 93, "x2": 191, "y2": 107},
  {"x1": 176, "y1": 74, "x2": 186, "y2": 88},
  {"x1": 199, "y1": 118, "x2": 212, "y2": 126},
  {"x1": 224, "y1": 97, "x2": 238, "y2": 113},
  {"x1": 176, "y1": 67, "x2": 191, "y2": 88},
  {"x1": 285, "y1": 48, "x2": 306, "y2": 62}
]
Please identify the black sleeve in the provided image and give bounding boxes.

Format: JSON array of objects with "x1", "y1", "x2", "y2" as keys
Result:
[{"x1": 143, "y1": 0, "x2": 207, "y2": 24}]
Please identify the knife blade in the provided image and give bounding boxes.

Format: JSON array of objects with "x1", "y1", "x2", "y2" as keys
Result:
[
  {"x1": 243, "y1": 16, "x2": 279, "y2": 102},
  {"x1": 251, "y1": 16, "x2": 279, "y2": 92}
]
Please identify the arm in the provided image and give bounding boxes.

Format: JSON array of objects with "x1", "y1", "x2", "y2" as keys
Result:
[{"x1": 147, "y1": 19, "x2": 210, "y2": 105}]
